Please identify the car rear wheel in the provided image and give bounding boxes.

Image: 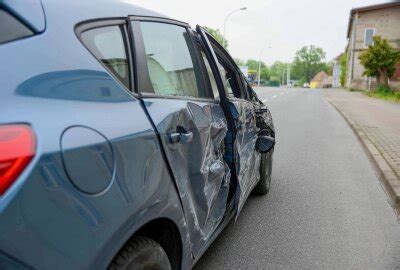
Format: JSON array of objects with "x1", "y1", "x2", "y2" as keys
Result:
[
  {"x1": 108, "y1": 236, "x2": 171, "y2": 270},
  {"x1": 252, "y1": 153, "x2": 272, "y2": 195}
]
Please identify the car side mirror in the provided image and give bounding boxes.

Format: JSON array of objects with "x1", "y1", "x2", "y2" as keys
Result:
[{"x1": 256, "y1": 135, "x2": 275, "y2": 153}]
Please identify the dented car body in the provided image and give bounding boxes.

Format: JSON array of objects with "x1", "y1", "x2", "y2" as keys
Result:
[{"x1": 0, "y1": 1, "x2": 275, "y2": 269}]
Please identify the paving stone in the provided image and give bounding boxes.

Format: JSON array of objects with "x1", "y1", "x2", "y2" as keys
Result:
[{"x1": 324, "y1": 89, "x2": 400, "y2": 180}]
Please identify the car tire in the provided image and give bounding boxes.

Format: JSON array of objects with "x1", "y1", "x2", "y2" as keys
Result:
[
  {"x1": 252, "y1": 153, "x2": 272, "y2": 195},
  {"x1": 108, "y1": 236, "x2": 171, "y2": 270}
]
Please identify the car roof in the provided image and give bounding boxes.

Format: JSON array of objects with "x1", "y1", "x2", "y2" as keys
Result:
[{"x1": 41, "y1": 0, "x2": 172, "y2": 28}]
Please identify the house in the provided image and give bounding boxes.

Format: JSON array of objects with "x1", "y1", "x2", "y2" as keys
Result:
[
  {"x1": 346, "y1": 2, "x2": 400, "y2": 91},
  {"x1": 310, "y1": 71, "x2": 329, "y2": 88},
  {"x1": 332, "y1": 54, "x2": 343, "y2": 88}
]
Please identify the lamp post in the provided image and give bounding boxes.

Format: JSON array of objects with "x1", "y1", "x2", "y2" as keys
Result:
[
  {"x1": 223, "y1": 7, "x2": 247, "y2": 48},
  {"x1": 258, "y1": 45, "x2": 272, "y2": 87}
]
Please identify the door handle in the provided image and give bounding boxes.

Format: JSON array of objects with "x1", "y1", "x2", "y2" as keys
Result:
[
  {"x1": 180, "y1": 131, "x2": 193, "y2": 144},
  {"x1": 168, "y1": 131, "x2": 193, "y2": 144}
]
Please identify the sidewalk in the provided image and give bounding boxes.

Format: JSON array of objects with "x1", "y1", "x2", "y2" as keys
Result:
[{"x1": 324, "y1": 88, "x2": 400, "y2": 214}]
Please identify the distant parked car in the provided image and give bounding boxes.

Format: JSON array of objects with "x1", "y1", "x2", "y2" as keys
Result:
[
  {"x1": 0, "y1": 1, "x2": 275, "y2": 269},
  {"x1": 303, "y1": 83, "x2": 310, "y2": 88}
]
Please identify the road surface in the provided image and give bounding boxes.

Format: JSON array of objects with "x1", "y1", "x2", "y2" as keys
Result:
[{"x1": 194, "y1": 87, "x2": 400, "y2": 269}]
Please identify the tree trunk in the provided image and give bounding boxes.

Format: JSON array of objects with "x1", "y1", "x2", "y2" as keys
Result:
[
  {"x1": 378, "y1": 68, "x2": 390, "y2": 89},
  {"x1": 381, "y1": 73, "x2": 389, "y2": 89},
  {"x1": 376, "y1": 74, "x2": 381, "y2": 89}
]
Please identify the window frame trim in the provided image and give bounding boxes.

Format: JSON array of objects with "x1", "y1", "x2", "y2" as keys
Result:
[
  {"x1": 128, "y1": 16, "x2": 216, "y2": 101},
  {"x1": 0, "y1": 9, "x2": 35, "y2": 45},
  {"x1": 75, "y1": 18, "x2": 135, "y2": 93},
  {"x1": 196, "y1": 37, "x2": 223, "y2": 101}
]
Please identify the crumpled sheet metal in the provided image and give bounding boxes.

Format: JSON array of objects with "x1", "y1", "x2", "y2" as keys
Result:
[
  {"x1": 153, "y1": 100, "x2": 230, "y2": 255},
  {"x1": 258, "y1": 104, "x2": 275, "y2": 133},
  {"x1": 229, "y1": 100, "x2": 262, "y2": 216}
]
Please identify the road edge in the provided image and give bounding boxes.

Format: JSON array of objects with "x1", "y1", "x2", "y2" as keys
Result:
[{"x1": 326, "y1": 99, "x2": 400, "y2": 216}]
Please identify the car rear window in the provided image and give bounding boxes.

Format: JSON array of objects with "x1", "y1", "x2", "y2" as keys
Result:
[{"x1": 81, "y1": 25, "x2": 130, "y2": 89}]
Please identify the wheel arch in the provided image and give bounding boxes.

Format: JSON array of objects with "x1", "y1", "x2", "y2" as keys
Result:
[{"x1": 108, "y1": 217, "x2": 183, "y2": 270}]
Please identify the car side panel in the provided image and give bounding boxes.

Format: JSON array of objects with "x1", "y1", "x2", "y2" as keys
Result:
[
  {"x1": 142, "y1": 98, "x2": 230, "y2": 258},
  {"x1": 0, "y1": 20, "x2": 191, "y2": 270}
]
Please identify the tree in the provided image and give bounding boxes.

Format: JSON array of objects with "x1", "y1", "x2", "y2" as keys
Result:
[
  {"x1": 245, "y1": 59, "x2": 270, "y2": 81},
  {"x1": 359, "y1": 36, "x2": 400, "y2": 89},
  {"x1": 234, "y1": 59, "x2": 270, "y2": 81},
  {"x1": 269, "y1": 61, "x2": 289, "y2": 83},
  {"x1": 260, "y1": 66, "x2": 270, "y2": 81},
  {"x1": 291, "y1": 45, "x2": 327, "y2": 83},
  {"x1": 324, "y1": 61, "x2": 334, "y2": 76},
  {"x1": 339, "y1": 52, "x2": 347, "y2": 87},
  {"x1": 203, "y1": 26, "x2": 228, "y2": 49},
  {"x1": 234, "y1": 58, "x2": 246, "y2": 66}
]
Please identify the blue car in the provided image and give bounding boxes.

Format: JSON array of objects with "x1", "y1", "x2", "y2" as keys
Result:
[{"x1": 0, "y1": 1, "x2": 275, "y2": 269}]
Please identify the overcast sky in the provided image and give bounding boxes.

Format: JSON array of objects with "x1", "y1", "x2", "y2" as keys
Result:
[{"x1": 130, "y1": 0, "x2": 392, "y2": 65}]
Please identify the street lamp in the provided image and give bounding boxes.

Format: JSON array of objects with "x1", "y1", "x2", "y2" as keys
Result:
[
  {"x1": 258, "y1": 45, "x2": 272, "y2": 87},
  {"x1": 223, "y1": 7, "x2": 247, "y2": 48}
]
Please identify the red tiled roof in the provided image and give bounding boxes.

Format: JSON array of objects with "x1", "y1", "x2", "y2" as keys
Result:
[{"x1": 311, "y1": 71, "x2": 328, "y2": 83}]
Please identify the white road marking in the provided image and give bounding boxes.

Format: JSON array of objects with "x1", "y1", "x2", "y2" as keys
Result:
[
  {"x1": 272, "y1": 95, "x2": 277, "y2": 99},
  {"x1": 262, "y1": 99, "x2": 269, "y2": 103}
]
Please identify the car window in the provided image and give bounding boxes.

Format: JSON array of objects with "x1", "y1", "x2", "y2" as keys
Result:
[
  {"x1": 199, "y1": 49, "x2": 220, "y2": 100},
  {"x1": 218, "y1": 61, "x2": 235, "y2": 98},
  {"x1": 81, "y1": 25, "x2": 130, "y2": 88},
  {"x1": 140, "y1": 22, "x2": 206, "y2": 98},
  {"x1": 217, "y1": 57, "x2": 245, "y2": 99}
]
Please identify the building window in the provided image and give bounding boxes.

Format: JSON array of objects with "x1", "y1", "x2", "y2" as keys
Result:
[{"x1": 364, "y1": 28, "x2": 375, "y2": 47}]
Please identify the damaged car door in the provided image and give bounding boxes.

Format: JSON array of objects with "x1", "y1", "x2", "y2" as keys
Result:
[
  {"x1": 197, "y1": 26, "x2": 262, "y2": 215},
  {"x1": 130, "y1": 18, "x2": 231, "y2": 257}
]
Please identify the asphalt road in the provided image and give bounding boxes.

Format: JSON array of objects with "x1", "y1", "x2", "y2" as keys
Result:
[{"x1": 194, "y1": 87, "x2": 400, "y2": 269}]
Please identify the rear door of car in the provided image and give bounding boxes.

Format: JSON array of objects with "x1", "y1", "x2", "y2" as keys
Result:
[
  {"x1": 129, "y1": 17, "x2": 231, "y2": 257},
  {"x1": 196, "y1": 26, "x2": 262, "y2": 215}
]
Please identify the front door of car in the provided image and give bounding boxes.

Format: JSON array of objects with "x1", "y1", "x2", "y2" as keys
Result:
[
  {"x1": 197, "y1": 26, "x2": 262, "y2": 215},
  {"x1": 130, "y1": 18, "x2": 230, "y2": 257}
]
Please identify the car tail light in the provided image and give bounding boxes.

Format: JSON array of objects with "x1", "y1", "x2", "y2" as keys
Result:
[{"x1": 0, "y1": 125, "x2": 36, "y2": 195}]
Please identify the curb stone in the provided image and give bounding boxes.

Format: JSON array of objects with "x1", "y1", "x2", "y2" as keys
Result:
[{"x1": 326, "y1": 99, "x2": 400, "y2": 216}]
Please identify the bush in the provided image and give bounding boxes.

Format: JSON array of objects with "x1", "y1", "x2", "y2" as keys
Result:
[
  {"x1": 375, "y1": 85, "x2": 392, "y2": 94},
  {"x1": 339, "y1": 53, "x2": 347, "y2": 87},
  {"x1": 366, "y1": 85, "x2": 400, "y2": 103},
  {"x1": 394, "y1": 92, "x2": 400, "y2": 101}
]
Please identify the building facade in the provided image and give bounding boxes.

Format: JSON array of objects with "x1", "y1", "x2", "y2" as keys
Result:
[
  {"x1": 310, "y1": 71, "x2": 329, "y2": 89},
  {"x1": 346, "y1": 2, "x2": 400, "y2": 91},
  {"x1": 332, "y1": 54, "x2": 342, "y2": 88}
]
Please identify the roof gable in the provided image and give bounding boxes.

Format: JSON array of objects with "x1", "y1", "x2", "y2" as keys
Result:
[
  {"x1": 346, "y1": 1, "x2": 400, "y2": 38},
  {"x1": 311, "y1": 71, "x2": 328, "y2": 83}
]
